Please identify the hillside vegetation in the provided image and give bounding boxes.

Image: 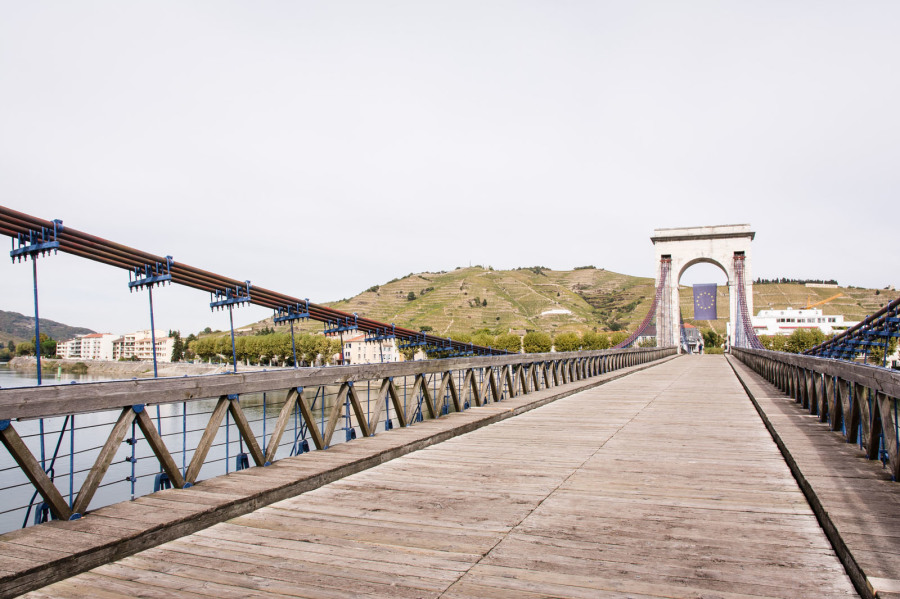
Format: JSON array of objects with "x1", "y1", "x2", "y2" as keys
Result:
[
  {"x1": 246, "y1": 267, "x2": 896, "y2": 340},
  {"x1": 0, "y1": 310, "x2": 95, "y2": 347},
  {"x1": 327, "y1": 266, "x2": 656, "y2": 337}
]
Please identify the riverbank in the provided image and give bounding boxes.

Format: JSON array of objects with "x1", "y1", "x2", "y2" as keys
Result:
[{"x1": 7, "y1": 357, "x2": 271, "y2": 379}]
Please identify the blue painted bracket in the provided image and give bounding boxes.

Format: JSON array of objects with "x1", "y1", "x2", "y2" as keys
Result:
[
  {"x1": 210, "y1": 281, "x2": 252, "y2": 311},
  {"x1": 365, "y1": 324, "x2": 396, "y2": 343},
  {"x1": 398, "y1": 333, "x2": 428, "y2": 349},
  {"x1": 274, "y1": 299, "x2": 311, "y2": 323},
  {"x1": 324, "y1": 314, "x2": 358, "y2": 335},
  {"x1": 128, "y1": 256, "x2": 174, "y2": 290},
  {"x1": 10, "y1": 219, "x2": 62, "y2": 262}
]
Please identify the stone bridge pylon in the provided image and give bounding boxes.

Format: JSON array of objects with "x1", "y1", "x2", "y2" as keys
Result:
[{"x1": 651, "y1": 224, "x2": 755, "y2": 349}]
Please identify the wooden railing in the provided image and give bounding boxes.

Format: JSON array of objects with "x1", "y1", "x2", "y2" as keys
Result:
[
  {"x1": 0, "y1": 347, "x2": 675, "y2": 525},
  {"x1": 732, "y1": 348, "x2": 900, "y2": 482}
]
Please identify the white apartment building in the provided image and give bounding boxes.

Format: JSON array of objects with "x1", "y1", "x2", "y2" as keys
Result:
[
  {"x1": 58, "y1": 333, "x2": 117, "y2": 360},
  {"x1": 112, "y1": 330, "x2": 174, "y2": 363},
  {"x1": 752, "y1": 308, "x2": 857, "y2": 336},
  {"x1": 342, "y1": 335, "x2": 400, "y2": 364},
  {"x1": 341, "y1": 335, "x2": 429, "y2": 364}
]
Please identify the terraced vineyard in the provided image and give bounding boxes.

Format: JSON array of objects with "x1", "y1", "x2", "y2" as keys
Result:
[{"x1": 243, "y1": 266, "x2": 896, "y2": 339}]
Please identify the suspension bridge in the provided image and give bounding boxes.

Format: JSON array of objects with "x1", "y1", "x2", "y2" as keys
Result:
[{"x1": 0, "y1": 208, "x2": 898, "y2": 598}]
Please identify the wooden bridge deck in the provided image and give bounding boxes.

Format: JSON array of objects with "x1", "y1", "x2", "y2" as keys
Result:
[{"x1": 21, "y1": 356, "x2": 861, "y2": 598}]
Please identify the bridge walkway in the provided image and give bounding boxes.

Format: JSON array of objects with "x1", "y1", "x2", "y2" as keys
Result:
[{"x1": 23, "y1": 356, "x2": 858, "y2": 598}]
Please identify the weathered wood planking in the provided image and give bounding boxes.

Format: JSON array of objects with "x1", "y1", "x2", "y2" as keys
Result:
[
  {"x1": 24, "y1": 356, "x2": 858, "y2": 598},
  {"x1": 0, "y1": 354, "x2": 676, "y2": 598},
  {"x1": 729, "y1": 356, "x2": 900, "y2": 599}
]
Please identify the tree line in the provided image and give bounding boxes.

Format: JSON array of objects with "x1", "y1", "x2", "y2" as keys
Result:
[{"x1": 185, "y1": 332, "x2": 343, "y2": 367}]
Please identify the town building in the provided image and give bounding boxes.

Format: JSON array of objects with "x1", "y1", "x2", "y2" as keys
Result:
[
  {"x1": 58, "y1": 333, "x2": 118, "y2": 360},
  {"x1": 341, "y1": 335, "x2": 400, "y2": 364},
  {"x1": 111, "y1": 330, "x2": 174, "y2": 363},
  {"x1": 340, "y1": 335, "x2": 427, "y2": 364},
  {"x1": 751, "y1": 308, "x2": 857, "y2": 336}
]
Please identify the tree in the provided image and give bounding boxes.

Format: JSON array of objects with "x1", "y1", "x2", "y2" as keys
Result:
[
  {"x1": 31, "y1": 333, "x2": 56, "y2": 358},
  {"x1": 609, "y1": 331, "x2": 628, "y2": 347},
  {"x1": 214, "y1": 336, "x2": 233, "y2": 363},
  {"x1": 16, "y1": 341, "x2": 35, "y2": 356},
  {"x1": 494, "y1": 333, "x2": 522, "y2": 353},
  {"x1": 0, "y1": 348, "x2": 10, "y2": 361},
  {"x1": 472, "y1": 332, "x2": 495, "y2": 349},
  {"x1": 170, "y1": 331, "x2": 184, "y2": 362},
  {"x1": 449, "y1": 332, "x2": 472, "y2": 344},
  {"x1": 867, "y1": 338, "x2": 898, "y2": 365},
  {"x1": 784, "y1": 329, "x2": 826, "y2": 354},
  {"x1": 582, "y1": 331, "x2": 610, "y2": 350},
  {"x1": 522, "y1": 332, "x2": 552, "y2": 353},
  {"x1": 407, "y1": 291, "x2": 417, "y2": 301},
  {"x1": 553, "y1": 332, "x2": 581, "y2": 353},
  {"x1": 702, "y1": 329, "x2": 724, "y2": 349},
  {"x1": 7, "y1": 340, "x2": 14, "y2": 353},
  {"x1": 397, "y1": 343, "x2": 417, "y2": 361},
  {"x1": 759, "y1": 335, "x2": 787, "y2": 352}
]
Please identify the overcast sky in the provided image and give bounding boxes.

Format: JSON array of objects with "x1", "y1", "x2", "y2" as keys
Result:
[{"x1": 1, "y1": 2, "x2": 898, "y2": 336}]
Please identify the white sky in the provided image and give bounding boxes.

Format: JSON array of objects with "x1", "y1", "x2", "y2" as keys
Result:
[{"x1": 1, "y1": 2, "x2": 898, "y2": 336}]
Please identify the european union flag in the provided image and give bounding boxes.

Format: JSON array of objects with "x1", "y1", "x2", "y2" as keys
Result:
[{"x1": 693, "y1": 284, "x2": 718, "y2": 320}]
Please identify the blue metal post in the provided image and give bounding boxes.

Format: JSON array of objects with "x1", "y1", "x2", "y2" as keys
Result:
[
  {"x1": 32, "y1": 259, "x2": 42, "y2": 386},
  {"x1": 69, "y1": 415, "x2": 75, "y2": 508},
  {"x1": 182, "y1": 402, "x2": 187, "y2": 478},
  {"x1": 228, "y1": 305, "x2": 238, "y2": 373},
  {"x1": 290, "y1": 321, "x2": 298, "y2": 367},
  {"x1": 148, "y1": 287, "x2": 159, "y2": 378}
]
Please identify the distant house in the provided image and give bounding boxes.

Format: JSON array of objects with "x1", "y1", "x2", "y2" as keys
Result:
[{"x1": 635, "y1": 324, "x2": 657, "y2": 347}]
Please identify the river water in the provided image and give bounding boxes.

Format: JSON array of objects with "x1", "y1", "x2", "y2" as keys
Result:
[{"x1": 0, "y1": 363, "x2": 408, "y2": 534}]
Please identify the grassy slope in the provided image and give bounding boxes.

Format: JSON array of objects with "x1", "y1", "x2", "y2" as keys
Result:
[
  {"x1": 240, "y1": 267, "x2": 896, "y2": 339},
  {"x1": 326, "y1": 267, "x2": 655, "y2": 336}
]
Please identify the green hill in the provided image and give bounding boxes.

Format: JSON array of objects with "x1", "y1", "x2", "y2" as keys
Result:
[
  {"x1": 240, "y1": 267, "x2": 896, "y2": 340},
  {"x1": 0, "y1": 310, "x2": 96, "y2": 346},
  {"x1": 327, "y1": 266, "x2": 655, "y2": 337}
]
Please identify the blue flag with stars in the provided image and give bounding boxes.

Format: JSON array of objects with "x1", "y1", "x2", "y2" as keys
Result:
[{"x1": 693, "y1": 284, "x2": 718, "y2": 320}]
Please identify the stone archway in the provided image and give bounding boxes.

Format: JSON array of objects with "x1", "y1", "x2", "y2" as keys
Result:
[{"x1": 651, "y1": 225, "x2": 755, "y2": 350}]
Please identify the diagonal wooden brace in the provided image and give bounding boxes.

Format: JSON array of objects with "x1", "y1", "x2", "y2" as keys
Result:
[
  {"x1": 0, "y1": 421, "x2": 72, "y2": 521},
  {"x1": 73, "y1": 407, "x2": 136, "y2": 515},
  {"x1": 134, "y1": 408, "x2": 185, "y2": 489}
]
